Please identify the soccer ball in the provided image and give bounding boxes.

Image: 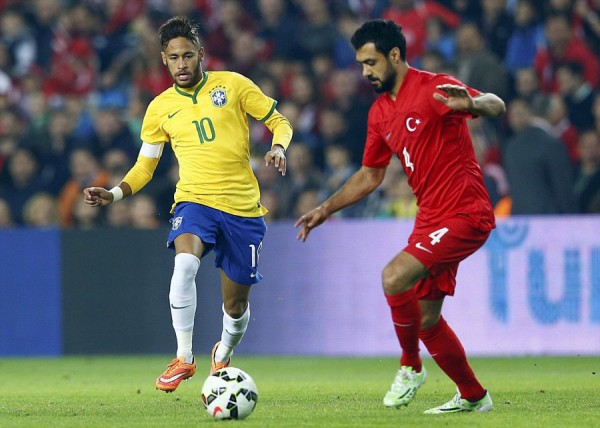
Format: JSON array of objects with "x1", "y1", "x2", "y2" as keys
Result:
[{"x1": 201, "y1": 367, "x2": 258, "y2": 420}]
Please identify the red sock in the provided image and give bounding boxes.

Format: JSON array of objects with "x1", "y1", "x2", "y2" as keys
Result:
[
  {"x1": 385, "y1": 289, "x2": 421, "y2": 372},
  {"x1": 419, "y1": 316, "x2": 485, "y2": 402}
]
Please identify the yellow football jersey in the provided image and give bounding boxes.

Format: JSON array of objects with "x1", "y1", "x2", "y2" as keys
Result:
[{"x1": 126, "y1": 71, "x2": 292, "y2": 217}]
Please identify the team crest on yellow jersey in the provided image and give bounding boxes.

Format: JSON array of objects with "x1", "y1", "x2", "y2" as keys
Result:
[{"x1": 210, "y1": 86, "x2": 227, "y2": 108}]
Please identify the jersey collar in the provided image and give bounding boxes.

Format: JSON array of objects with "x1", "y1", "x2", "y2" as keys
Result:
[{"x1": 174, "y1": 71, "x2": 209, "y2": 104}]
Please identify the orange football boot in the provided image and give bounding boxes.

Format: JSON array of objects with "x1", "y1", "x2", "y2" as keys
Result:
[
  {"x1": 156, "y1": 356, "x2": 196, "y2": 392},
  {"x1": 210, "y1": 341, "x2": 231, "y2": 375}
]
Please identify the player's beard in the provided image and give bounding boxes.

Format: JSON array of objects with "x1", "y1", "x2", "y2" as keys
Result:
[
  {"x1": 370, "y1": 61, "x2": 396, "y2": 94},
  {"x1": 174, "y1": 61, "x2": 203, "y2": 88}
]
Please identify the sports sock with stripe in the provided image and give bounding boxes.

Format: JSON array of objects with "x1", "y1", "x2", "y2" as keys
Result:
[
  {"x1": 385, "y1": 288, "x2": 422, "y2": 372},
  {"x1": 169, "y1": 252, "x2": 200, "y2": 364},
  {"x1": 216, "y1": 303, "x2": 250, "y2": 363},
  {"x1": 419, "y1": 316, "x2": 486, "y2": 402}
]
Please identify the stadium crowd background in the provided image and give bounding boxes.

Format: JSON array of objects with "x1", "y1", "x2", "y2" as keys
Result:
[{"x1": 0, "y1": 0, "x2": 599, "y2": 229}]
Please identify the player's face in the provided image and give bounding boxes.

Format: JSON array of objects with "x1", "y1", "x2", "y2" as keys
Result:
[
  {"x1": 356, "y1": 43, "x2": 396, "y2": 94},
  {"x1": 161, "y1": 37, "x2": 204, "y2": 88}
]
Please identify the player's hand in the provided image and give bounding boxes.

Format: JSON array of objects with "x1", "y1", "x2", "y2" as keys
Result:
[
  {"x1": 265, "y1": 144, "x2": 287, "y2": 176},
  {"x1": 294, "y1": 206, "x2": 328, "y2": 242},
  {"x1": 83, "y1": 187, "x2": 113, "y2": 207},
  {"x1": 433, "y1": 84, "x2": 475, "y2": 111}
]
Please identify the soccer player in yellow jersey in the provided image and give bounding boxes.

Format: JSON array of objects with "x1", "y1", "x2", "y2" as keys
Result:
[{"x1": 83, "y1": 16, "x2": 292, "y2": 392}]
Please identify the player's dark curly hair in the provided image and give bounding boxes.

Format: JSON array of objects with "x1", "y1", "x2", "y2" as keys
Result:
[
  {"x1": 350, "y1": 20, "x2": 407, "y2": 61},
  {"x1": 158, "y1": 16, "x2": 202, "y2": 50}
]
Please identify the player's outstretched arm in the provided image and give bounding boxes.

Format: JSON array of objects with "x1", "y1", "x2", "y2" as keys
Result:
[
  {"x1": 433, "y1": 84, "x2": 506, "y2": 118},
  {"x1": 295, "y1": 166, "x2": 386, "y2": 242},
  {"x1": 83, "y1": 182, "x2": 133, "y2": 207}
]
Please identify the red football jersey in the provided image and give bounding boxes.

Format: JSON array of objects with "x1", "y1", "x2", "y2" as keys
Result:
[{"x1": 363, "y1": 68, "x2": 495, "y2": 232}]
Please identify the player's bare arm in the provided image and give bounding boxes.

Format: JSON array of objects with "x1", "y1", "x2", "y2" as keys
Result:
[
  {"x1": 295, "y1": 165, "x2": 386, "y2": 241},
  {"x1": 433, "y1": 84, "x2": 506, "y2": 118},
  {"x1": 83, "y1": 182, "x2": 133, "y2": 207},
  {"x1": 264, "y1": 144, "x2": 287, "y2": 176}
]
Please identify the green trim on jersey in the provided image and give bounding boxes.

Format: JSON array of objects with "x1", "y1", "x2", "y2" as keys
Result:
[
  {"x1": 173, "y1": 72, "x2": 209, "y2": 104},
  {"x1": 259, "y1": 100, "x2": 278, "y2": 122}
]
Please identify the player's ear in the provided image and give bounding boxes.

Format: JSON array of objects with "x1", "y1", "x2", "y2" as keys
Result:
[
  {"x1": 198, "y1": 47, "x2": 205, "y2": 62},
  {"x1": 392, "y1": 47, "x2": 402, "y2": 64},
  {"x1": 161, "y1": 51, "x2": 167, "y2": 66}
]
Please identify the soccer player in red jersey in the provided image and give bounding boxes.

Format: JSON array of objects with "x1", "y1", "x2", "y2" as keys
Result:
[{"x1": 295, "y1": 20, "x2": 505, "y2": 414}]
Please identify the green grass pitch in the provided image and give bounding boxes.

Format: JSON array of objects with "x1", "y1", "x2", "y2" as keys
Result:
[{"x1": 0, "y1": 355, "x2": 598, "y2": 427}]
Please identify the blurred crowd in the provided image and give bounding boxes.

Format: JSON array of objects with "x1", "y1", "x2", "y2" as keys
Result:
[{"x1": 1, "y1": 0, "x2": 600, "y2": 230}]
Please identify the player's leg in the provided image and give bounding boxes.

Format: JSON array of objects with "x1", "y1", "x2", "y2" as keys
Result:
[
  {"x1": 420, "y1": 298, "x2": 492, "y2": 413},
  {"x1": 211, "y1": 273, "x2": 252, "y2": 374},
  {"x1": 171, "y1": 233, "x2": 204, "y2": 362},
  {"x1": 382, "y1": 251, "x2": 429, "y2": 408},
  {"x1": 156, "y1": 232, "x2": 204, "y2": 392},
  {"x1": 210, "y1": 212, "x2": 266, "y2": 374},
  {"x1": 416, "y1": 233, "x2": 493, "y2": 415}
]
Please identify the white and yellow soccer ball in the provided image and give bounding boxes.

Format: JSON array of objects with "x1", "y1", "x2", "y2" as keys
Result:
[{"x1": 201, "y1": 367, "x2": 258, "y2": 420}]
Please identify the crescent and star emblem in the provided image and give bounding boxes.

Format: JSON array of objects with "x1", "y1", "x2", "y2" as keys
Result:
[{"x1": 406, "y1": 117, "x2": 421, "y2": 132}]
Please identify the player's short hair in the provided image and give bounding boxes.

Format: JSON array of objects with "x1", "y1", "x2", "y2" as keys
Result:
[
  {"x1": 158, "y1": 16, "x2": 202, "y2": 50},
  {"x1": 350, "y1": 19, "x2": 407, "y2": 61}
]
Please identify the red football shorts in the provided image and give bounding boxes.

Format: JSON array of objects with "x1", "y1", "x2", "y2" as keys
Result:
[{"x1": 404, "y1": 215, "x2": 491, "y2": 300}]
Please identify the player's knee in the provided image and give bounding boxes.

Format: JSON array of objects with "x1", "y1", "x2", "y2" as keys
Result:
[
  {"x1": 169, "y1": 253, "x2": 200, "y2": 302},
  {"x1": 381, "y1": 264, "x2": 412, "y2": 294},
  {"x1": 173, "y1": 253, "x2": 200, "y2": 280},
  {"x1": 223, "y1": 299, "x2": 248, "y2": 319}
]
